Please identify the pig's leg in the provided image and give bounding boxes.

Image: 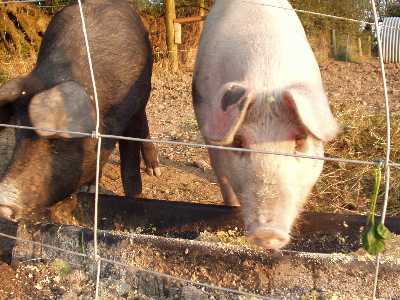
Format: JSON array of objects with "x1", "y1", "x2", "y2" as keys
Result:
[
  {"x1": 80, "y1": 169, "x2": 103, "y2": 193},
  {"x1": 208, "y1": 148, "x2": 240, "y2": 207},
  {"x1": 119, "y1": 119, "x2": 143, "y2": 198},
  {"x1": 119, "y1": 110, "x2": 160, "y2": 198},
  {"x1": 139, "y1": 112, "x2": 161, "y2": 177}
]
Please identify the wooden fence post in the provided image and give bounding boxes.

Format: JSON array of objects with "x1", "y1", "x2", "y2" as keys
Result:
[
  {"x1": 368, "y1": 35, "x2": 372, "y2": 57},
  {"x1": 331, "y1": 29, "x2": 337, "y2": 58},
  {"x1": 358, "y1": 37, "x2": 363, "y2": 57},
  {"x1": 165, "y1": 0, "x2": 179, "y2": 71},
  {"x1": 199, "y1": 0, "x2": 206, "y2": 33}
]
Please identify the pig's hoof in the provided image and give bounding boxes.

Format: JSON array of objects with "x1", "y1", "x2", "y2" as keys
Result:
[
  {"x1": 145, "y1": 164, "x2": 161, "y2": 177},
  {"x1": 0, "y1": 206, "x2": 16, "y2": 222},
  {"x1": 142, "y1": 146, "x2": 161, "y2": 177},
  {"x1": 248, "y1": 228, "x2": 290, "y2": 250}
]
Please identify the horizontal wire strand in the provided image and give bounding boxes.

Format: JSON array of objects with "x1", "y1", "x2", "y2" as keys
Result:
[
  {"x1": 3, "y1": 0, "x2": 399, "y2": 34},
  {"x1": 0, "y1": 0, "x2": 376, "y2": 28},
  {"x1": 0, "y1": 123, "x2": 399, "y2": 167}
]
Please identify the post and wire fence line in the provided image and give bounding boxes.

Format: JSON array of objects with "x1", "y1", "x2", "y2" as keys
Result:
[
  {"x1": 2, "y1": 0, "x2": 400, "y2": 32},
  {"x1": 0, "y1": 0, "x2": 397, "y2": 299}
]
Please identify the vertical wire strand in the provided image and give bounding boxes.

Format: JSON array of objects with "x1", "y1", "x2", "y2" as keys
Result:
[
  {"x1": 77, "y1": 1, "x2": 102, "y2": 299},
  {"x1": 95, "y1": 259, "x2": 102, "y2": 299},
  {"x1": 77, "y1": 0, "x2": 100, "y2": 135},
  {"x1": 370, "y1": 1, "x2": 392, "y2": 299},
  {"x1": 94, "y1": 136, "x2": 102, "y2": 261}
]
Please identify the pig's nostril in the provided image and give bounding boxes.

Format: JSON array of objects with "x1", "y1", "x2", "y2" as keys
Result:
[
  {"x1": 248, "y1": 228, "x2": 290, "y2": 250},
  {"x1": 0, "y1": 205, "x2": 16, "y2": 222}
]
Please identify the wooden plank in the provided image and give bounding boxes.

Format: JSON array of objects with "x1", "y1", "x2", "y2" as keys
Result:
[
  {"x1": 174, "y1": 16, "x2": 207, "y2": 24},
  {"x1": 50, "y1": 193, "x2": 400, "y2": 253},
  {"x1": 2, "y1": 193, "x2": 400, "y2": 257},
  {"x1": 0, "y1": 219, "x2": 17, "y2": 262},
  {"x1": 174, "y1": 22, "x2": 182, "y2": 44},
  {"x1": 72, "y1": 193, "x2": 400, "y2": 236}
]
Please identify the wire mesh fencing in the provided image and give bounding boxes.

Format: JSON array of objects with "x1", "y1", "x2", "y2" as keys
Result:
[{"x1": 0, "y1": 0, "x2": 398, "y2": 299}]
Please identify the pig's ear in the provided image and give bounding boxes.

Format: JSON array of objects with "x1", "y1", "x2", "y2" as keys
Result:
[
  {"x1": 202, "y1": 82, "x2": 254, "y2": 145},
  {"x1": 282, "y1": 84, "x2": 340, "y2": 142},
  {"x1": 29, "y1": 81, "x2": 96, "y2": 138}
]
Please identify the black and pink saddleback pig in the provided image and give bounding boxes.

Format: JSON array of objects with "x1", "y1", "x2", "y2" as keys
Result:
[
  {"x1": 0, "y1": 0, "x2": 161, "y2": 221},
  {"x1": 192, "y1": 0, "x2": 339, "y2": 250}
]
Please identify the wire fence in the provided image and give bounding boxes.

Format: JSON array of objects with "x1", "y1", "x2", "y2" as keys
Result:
[
  {"x1": 2, "y1": 0, "x2": 400, "y2": 32},
  {"x1": 0, "y1": 0, "x2": 397, "y2": 299}
]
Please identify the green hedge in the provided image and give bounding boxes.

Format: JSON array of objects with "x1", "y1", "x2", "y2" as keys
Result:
[{"x1": 290, "y1": 0, "x2": 370, "y2": 35}]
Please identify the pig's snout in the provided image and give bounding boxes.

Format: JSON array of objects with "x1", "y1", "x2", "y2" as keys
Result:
[
  {"x1": 0, "y1": 205, "x2": 16, "y2": 222},
  {"x1": 248, "y1": 227, "x2": 290, "y2": 250}
]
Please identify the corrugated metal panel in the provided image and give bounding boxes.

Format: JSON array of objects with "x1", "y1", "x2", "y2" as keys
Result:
[{"x1": 381, "y1": 17, "x2": 400, "y2": 63}]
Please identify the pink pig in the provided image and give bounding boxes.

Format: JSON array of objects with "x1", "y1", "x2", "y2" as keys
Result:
[{"x1": 192, "y1": 0, "x2": 339, "y2": 250}]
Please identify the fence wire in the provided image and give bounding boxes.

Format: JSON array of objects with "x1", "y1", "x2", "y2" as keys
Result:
[
  {"x1": 369, "y1": 1, "x2": 392, "y2": 299},
  {"x1": 0, "y1": 0, "x2": 396, "y2": 32},
  {"x1": 0, "y1": 0, "x2": 397, "y2": 299},
  {"x1": 0, "y1": 0, "x2": 378, "y2": 27},
  {"x1": 1, "y1": 123, "x2": 399, "y2": 168},
  {"x1": 76, "y1": 0, "x2": 102, "y2": 296},
  {"x1": 3, "y1": 0, "x2": 400, "y2": 33}
]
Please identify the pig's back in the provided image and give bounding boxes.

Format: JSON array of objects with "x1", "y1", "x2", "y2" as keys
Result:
[
  {"x1": 194, "y1": 0, "x2": 322, "y2": 101},
  {"x1": 33, "y1": 0, "x2": 152, "y2": 134}
]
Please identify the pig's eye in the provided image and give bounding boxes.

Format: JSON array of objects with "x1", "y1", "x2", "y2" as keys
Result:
[
  {"x1": 232, "y1": 135, "x2": 244, "y2": 148},
  {"x1": 231, "y1": 135, "x2": 249, "y2": 157},
  {"x1": 295, "y1": 134, "x2": 308, "y2": 153}
]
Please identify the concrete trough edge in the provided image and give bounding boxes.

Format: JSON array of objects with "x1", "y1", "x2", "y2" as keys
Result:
[{"x1": 9, "y1": 222, "x2": 400, "y2": 299}]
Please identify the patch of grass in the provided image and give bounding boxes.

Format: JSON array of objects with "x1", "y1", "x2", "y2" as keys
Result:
[
  {"x1": 0, "y1": 49, "x2": 36, "y2": 80},
  {"x1": 310, "y1": 101, "x2": 400, "y2": 217},
  {"x1": 50, "y1": 259, "x2": 72, "y2": 277},
  {"x1": 335, "y1": 49, "x2": 364, "y2": 64},
  {"x1": 0, "y1": 71, "x2": 9, "y2": 84},
  {"x1": 384, "y1": 234, "x2": 400, "y2": 258},
  {"x1": 99, "y1": 288, "x2": 114, "y2": 300},
  {"x1": 300, "y1": 290, "x2": 339, "y2": 300},
  {"x1": 197, "y1": 228, "x2": 254, "y2": 247}
]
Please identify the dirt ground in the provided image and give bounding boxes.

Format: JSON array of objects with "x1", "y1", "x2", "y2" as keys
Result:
[
  {"x1": 0, "y1": 225, "x2": 399, "y2": 300},
  {"x1": 99, "y1": 63, "x2": 221, "y2": 205},
  {"x1": 1, "y1": 58, "x2": 400, "y2": 299}
]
